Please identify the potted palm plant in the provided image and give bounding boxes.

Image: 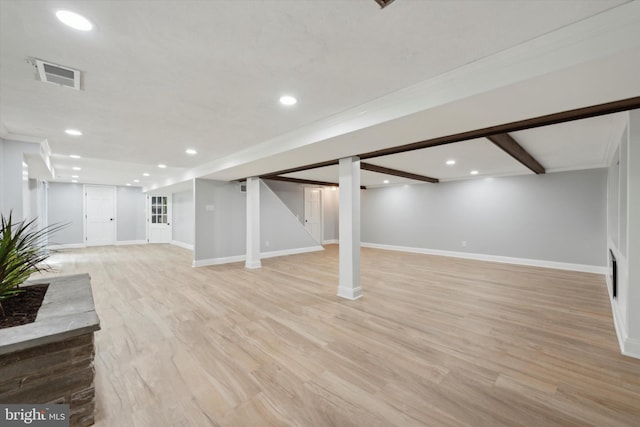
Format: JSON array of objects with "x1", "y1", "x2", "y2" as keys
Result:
[{"x1": 0, "y1": 212, "x2": 63, "y2": 325}]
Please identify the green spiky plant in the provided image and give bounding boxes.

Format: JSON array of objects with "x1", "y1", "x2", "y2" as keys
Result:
[{"x1": 0, "y1": 212, "x2": 65, "y2": 318}]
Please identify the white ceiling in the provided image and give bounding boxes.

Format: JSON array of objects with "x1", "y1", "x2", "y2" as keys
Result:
[{"x1": 0, "y1": 0, "x2": 638, "y2": 190}]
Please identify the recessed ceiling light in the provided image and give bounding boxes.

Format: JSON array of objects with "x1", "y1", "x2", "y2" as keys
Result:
[
  {"x1": 69, "y1": 154, "x2": 81, "y2": 159},
  {"x1": 143, "y1": 173, "x2": 150, "y2": 177},
  {"x1": 470, "y1": 170, "x2": 479, "y2": 175},
  {"x1": 383, "y1": 180, "x2": 390, "y2": 184},
  {"x1": 133, "y1": 179, "x2": 140, "y2": 183},
  {"x1": 126, "y1": 183, "x2": 131, "y2": 186},
  {"x1": 71, "y1": 175, "x2": 79, "y2": 178},
  {"x1": 56, "y1": 10, "x2": 93, "y2": 31},
  {"x1": 279, "y1": 95, "x2": 297, "y2": 106},
  {"x1": 158, "y1": 164, "x2": 167, "y2": 168},
  {"x1": 446, "y1": 160, "x2": 456, "y2": 165},
  {"x1": 72, "y1": 166, "x2": 81, "y2": 171},
  {"x1": 71, "y1": 180, "x2": 78, "y2": 183},
  {"x1": 65, "y1": 129, "x2": 82, "y2": 136},
  {"x1": 185, "y1": 149, "x2": 197, "y2": 155}
]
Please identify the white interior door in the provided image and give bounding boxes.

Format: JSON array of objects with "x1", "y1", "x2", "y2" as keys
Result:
[
  {"x1": 148, "y1": 195, "x2": 172, "y2": 243},
  {"x1": 304, "y1": 187, "x2": 323, "y2": 243},
  {"x1": 85, "y1": 185, "x2": 115, "y2": 246}
]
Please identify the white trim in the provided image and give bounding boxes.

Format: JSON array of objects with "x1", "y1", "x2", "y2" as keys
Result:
[
  {"x1": 192, "y1": 245, "x2": 324, "y2": 268},
  {"x1": 171, "y1": 240, "x2": 194, "y2": 251},
  {"x1": 193, "y1": 255, "x2": 246, "y2": 268},
  {"x1": 48, "y1": 243, "x2": 86, "y2": 250},
  {"x1": 605, "y1": 270, "x2": 628, "y2": 357},
  {"x1": 361, "y1": 242, "x2": 607, "y2": 274},
  {"x1": 261, "y1": 245, "x2": 324, "y2": 259},
  {"x1": 322, "y1": 239, "x2": 338, "y2": 245},
  {"x1": 337, "y1": 286, "x2": 363, "y2": 300},
  {"x1": 115, "y1": 240, "x2": 147, "y2": 246}
]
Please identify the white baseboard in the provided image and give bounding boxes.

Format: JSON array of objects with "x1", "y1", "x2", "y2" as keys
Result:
[
  {"x1": 261, "y1": 245, "x2": 324, "y2": 259},
  {"x1": 192, "y1": 245, "x2": 324, "y2": 267},
  {"x1": 606, "y1": 270, "x2": 640, "y2": 360},
  {"x1": 193, "y1": 254, "x2": 245, "y2": 267},
  {"x1": 322, "y1": 239, "x2": 338, "y2": 245},
  {"x1": 48, "y1": 243, "x2": 86, "y2": 250},
  {"x1": 171, "y1": 240, "x2": 194, "y2": 251},
  {"x1": 361, "y1": 242, "x2": 607, "y2": 274},
  {"x1": 115, "y1": 240, "x2": 147, "y2": 246}
]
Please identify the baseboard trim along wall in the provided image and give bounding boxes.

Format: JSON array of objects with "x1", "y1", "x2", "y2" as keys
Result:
[
  {"x1": 322, "y1": 239, "x2": 338, "y2": 245},
  {"x1": 360, "y1": 242, "x2": 607, "y2": 275},
  {"x1": 606, "y1": 273, "x2": 640, "y2": 359},
  {"x1": 171, "y1": 240, "x2": 194, "y2": 251},
  {"x1": 192, "y1": 245, "x2": 324, "y2": 268},
  {"x1": 115, "y1": 240, "x2": 147, "y2": 246},
  {"x1": 48, "y1": 243, "x2": 86, "y2": 250}
]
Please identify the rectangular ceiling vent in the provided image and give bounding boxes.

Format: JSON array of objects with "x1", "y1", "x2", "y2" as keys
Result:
[{"x1": 33, "y1": 59, "x2": 81, "y2": 90}]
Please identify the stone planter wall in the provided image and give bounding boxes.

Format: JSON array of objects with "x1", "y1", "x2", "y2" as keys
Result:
[{"x1": 0, "y1": 274, "x2": 100, "y2": 427}]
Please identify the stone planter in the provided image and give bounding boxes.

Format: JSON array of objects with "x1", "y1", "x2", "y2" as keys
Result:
[{"x1": 0, "y1": 274, "x2": 100, "y2": 426}]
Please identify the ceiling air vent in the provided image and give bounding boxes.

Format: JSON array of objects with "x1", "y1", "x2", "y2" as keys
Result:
[{"x1": 33, "y1": 59, "x2": 81, "y2": 90}]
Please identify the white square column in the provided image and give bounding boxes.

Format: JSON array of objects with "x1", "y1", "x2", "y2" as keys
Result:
[
  {"x1": 245, "y1": 177, "x2": 261, "y2": 269},
  {"x1": 337, "y1": 156, "x2": 362, "y2": 300}
]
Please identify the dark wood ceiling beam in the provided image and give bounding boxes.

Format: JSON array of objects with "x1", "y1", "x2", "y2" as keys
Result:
[
  {"x1": 487, "y1": 133, "x2": 545, "y2": 174},
  {"x1": 260, "y1": 159, "x2": 338, "y2": 178},
  {"x1": 246, "y1": 96, "x2": 640, "y2": 181},
  {"x1": 263, "y1": 175, "x2": 367, "y2": 190},
  {"x1": 359, "y1": 96, "x2": 640, "y2": 160},
  {"x1": 374, "y1": 0, "x2": 397, "y2": 8},
  {"x1": 360, "y1": 162, "x2": 439, "y2": 183}
]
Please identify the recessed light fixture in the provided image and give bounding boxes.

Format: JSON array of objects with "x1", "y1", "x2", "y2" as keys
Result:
[
  {"x1": 71, "y1": 180, "x2": 78, "y2": 183},
  {"x1": 56, "y1": 10, "x2": 93, "y2": 31},
  {"x1": 143, "y1": 173, "x2": 150, "y2": 177},
  {"x1": 446, "y1": 160, "x2": 456, "y2": 165},
  {"x1": 65, "y1": 129, "x2": 82, "y2": 136},
  {"x1": 69, "y1": 154, "x2": 81, "y2": 159},
  {"x1": 383, "y1": 180, "x2": 390, "y2": 184},
  {"x1": 185, "y1": 149, "x2": 197, "y2": 155},
  {"x1": 279, "y1": 95, "x2": 297, "y2": 106},
  {"x1": 158, "y1": 164, "x2": 167, "y2": 168},
  {"x1": 72, "y1": 166, "x2": 81, "y2": 171},
  {"x1": 71, "y1": 175, "x2": 79, "y2": 178},
  {"x1": 133, "y1": 179, "x2": 140, "y2": 183},
  {"x1": 470, "y1": 170, "x2": 479, "y2": 175},
  {"x1": 126, "y1": 183, "x2": 131, "y2": 186}
]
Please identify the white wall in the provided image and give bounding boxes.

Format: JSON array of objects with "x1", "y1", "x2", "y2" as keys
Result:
[
  {"x1": 609, "y1": 110, "x2": 640, "y2": 358},
  {"x1": 362, "y1": 168, "x2": 607, "y2": 269},
  {"x1": 194, "y1": 179, "x2": 247, "y2": 262},
  {"x1": 116, "y1": 186, "x2": 146, "y2": 242},
  {"x1": 47, "y1": 182, "x2": 84, "y2": 245},
  {"x1": 323, "y1": 187, "x2": 339, "y2": 243},
  {"x1": 172, "y1": 188, "x2": 194, "y2": 247},
  {"x1": 260, "y1": 181, "x2": 320, "y2": 253},
  {"x1": 0, "y1": 138, "x2": 40, "y2": 221},
  {"x1": 47, "y1": 183, "x2": 146, "y2": 246},
  {"x1": 263, "y1": 179, "x2": 339, "y2": 244}
]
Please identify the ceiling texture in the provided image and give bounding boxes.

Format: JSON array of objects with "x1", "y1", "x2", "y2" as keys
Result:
[{"x1": 1, "y1": 0, "x2": 639, "y2": 190}]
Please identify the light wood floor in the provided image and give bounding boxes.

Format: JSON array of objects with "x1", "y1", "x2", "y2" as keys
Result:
[{"x1": 39, "y1": 244, "x2": 640, "y2": 426}]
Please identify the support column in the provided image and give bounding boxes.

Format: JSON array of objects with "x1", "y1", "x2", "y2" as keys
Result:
[
  {"x1": 337, "y1": 156, "x2": 362, "y2": 300},
  {"x1": 245, "y1": 177, "x2": 261, "y2": 269}
]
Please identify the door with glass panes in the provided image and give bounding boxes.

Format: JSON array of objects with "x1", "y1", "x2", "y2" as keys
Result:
[{"x1": 148, "y1": 195, "x2": 172, "y2": 243}]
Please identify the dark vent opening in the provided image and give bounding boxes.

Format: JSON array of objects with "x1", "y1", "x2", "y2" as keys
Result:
[{"x1": 43, "y1": 63, "x2": 75, "y2": 79}]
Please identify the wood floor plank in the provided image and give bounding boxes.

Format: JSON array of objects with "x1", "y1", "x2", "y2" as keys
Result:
[{"x1": 35, "y1": 244, "x2": 640, "y2": 426}]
